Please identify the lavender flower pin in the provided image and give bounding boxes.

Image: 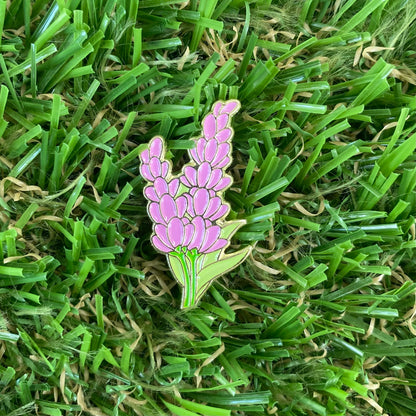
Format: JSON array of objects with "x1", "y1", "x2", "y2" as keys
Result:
[{"x1": 139, "y1": 100, "x2": 251, "y2": 309}]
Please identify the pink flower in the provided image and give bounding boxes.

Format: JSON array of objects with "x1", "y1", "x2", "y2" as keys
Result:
[
  {"x1": 202, "y1": 100, "x2": 240, "y2": 140},
  {"x1": 190, "y1": 138, "x2": 231, "y2": 168},
  {"x1": 152, "y1": 216, "x2": 227, "y2": 254},
  {"x1": 139, "y1": 100, "x2": 246, "y2": 309},
  {"x1": 149, "y1": 194, "x2": 187, "y2": 225},
  {"x1": 140, "y1": 136, "x2": 163, "y2": 163},
  {"x1": 188, "y1": 217, "x2": 228, "y2": 253},
  {"x1": 188, "y1": 100, "x2": 239, "y2": 168},
  {"x1": 139, "y1": 137, "x2": 170, "y2": 182},
  {"x1": 180, "y1": 162, "x2": 231, "y2": 192},
  {"x1": 203, "y1": 113, "x2": 230, "y2": 140},
  {"x1": 184, "y1": 188, "x2": 229, "y2": 221},
  {"x1": 144, "y1": 177, "x2": 179, "y2": 202},
  {"x1": 152, "y1": 218, "x2": 194, "y2": 253},
  {"x1": 212, "y1": 100, "x2": 240, "y2": 117},
  {"x1": 140, "y1": 100, "x2": 240, "y2": 257}
]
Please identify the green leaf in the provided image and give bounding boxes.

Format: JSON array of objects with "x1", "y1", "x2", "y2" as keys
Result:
[
  {"x1": 167, "y1": 253, "x2": 186, "y2": 286},
  {"x1": 197, "y1": 246, "x2": 251, "y2": 297}
]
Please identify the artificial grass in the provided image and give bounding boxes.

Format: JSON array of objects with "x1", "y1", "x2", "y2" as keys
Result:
[{"x1": 0, "y1": 0, "x2": 415, "y2": 415}]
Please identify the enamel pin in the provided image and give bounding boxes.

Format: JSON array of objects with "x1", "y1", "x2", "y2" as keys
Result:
[{"x1": 139, "y1": 100, "x2": 251, "y2": 309}]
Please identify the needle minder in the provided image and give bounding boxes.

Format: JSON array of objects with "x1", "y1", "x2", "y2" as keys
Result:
[{"x1": 139, "y1": 100, "x2": 252, "y2": 309}]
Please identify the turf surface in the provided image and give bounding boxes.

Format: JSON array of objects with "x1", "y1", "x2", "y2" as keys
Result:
[{"x1": 0, "y1": 1, "x2": 415, "y2": 415}]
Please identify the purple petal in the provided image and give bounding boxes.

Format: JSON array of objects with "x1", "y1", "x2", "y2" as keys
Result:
[
  {"x1": 184, "y1": 193, "x2": 195, "y2": 217},
  {"x1": 160, "y1": 194, "x2": 177, "y2": 223},
  {"x1": 205, "y1": 238, "x2": 227, "y2": 253},
  {"x1": 203, "y1": 114, "x2": 216, "y2": 139},
  {"x1": 213, "y1": 176, "x2": 232, "y2": 191},
  {"x1": 204, "y1": 139, "x2": 218, "y2": 162},
  {"x1": 197, "y1": 162, "x2": 211, "y2": 188},
  {"x1": 167, "y1": 218, "x2": 184, "y2": 248},
  {"x1": 154, "y1": 177, "x2": 168, "y2": 197},
  {"x1": 139, "y1": 149, "x2": 150, "y2": 164},
  {"x1": 216, "y1": 114, "x2": 229, "y2": 131},
  {"x1": 184, "y1": 166, "x2": 197, "y2": 187},
  {"x1": 194, "y1": 188, "x2": 209, "y2": 216},
  {"x1": 140, "y1": 164, "x2": 154, "y2": 182},
  {"x1": 150, "y1": 137, "x2": 163, "y2": 158},
  {"x1": 199, "y1": 225, "x2": 221, "y2": 253},
  {"x1": 206, "y1": 169, "x2": 222, "y2": 189},
  {"x1": 176, "y1": 196, "x2": 187, "y2": 218},
  {"x1": 216, "y1": 128, "x2": 232, "y2": 142},
  {"x1": 144, "y1": 186, "x2": 158, "y2": 202},
  {"x1": 216, "y1": 156, "x2": 231, "y2": 169},
  {"x1": 220, "y1": 100, "x2": 239, "y2": 115},
  {"x1": 210, "y1": 204, "x2": 229, "y2": 221},
  {"x1": 205, "y1": 197, "x2": 221, "y2": 217},
  {"x1": 204, "y1": 218, "x2": 213, "y2": 228},
  {"x1": 213, "y1": 102, "x2": 222, "y2": 116},
  {"x1": 149, "y1": 157, "x2": 161, "y2": 177},
  {"x1": 168, "y1": 179, "x2": 179, "y2": 196},
  {"x1": 161, "y1": 161, "x2": 169, "y2": 177},
  {"x1": 155, "y1": 224, "x2": 170, "y2": 244},
  {"x1": 197, "y1": 138, "x2": 206, "y2": 162},
  {"x1": 189, "y1": 139, "x2": 203, "y2": 163},
  {"x1": 152, "y1": 235, "x2": 172, "y2": 253},
  {"x1": 188, "y1": 216, "x2": 206, "y2": 251},
  {"x1": 211, "y1": 143, "x2": 230, "y2": 166},
  {"x1": 189, "y1": 148, "x2": 199, "y2": 164},
  {"x1": 180, "y1": 176, "x2": 191, "y2": 187},
  {"x1": 149, "y1": 203, "x2": 164, "y2": 224},
  {"x1": 183, "y1": 223, "x2": 194, "y2": 246}
]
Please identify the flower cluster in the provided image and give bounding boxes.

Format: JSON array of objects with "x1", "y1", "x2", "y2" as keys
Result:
[{"x1": 139, "y1": 100, "x2": 240, "y2": 256}]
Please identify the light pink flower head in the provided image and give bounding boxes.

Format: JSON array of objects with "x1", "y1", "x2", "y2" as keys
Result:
[
  {"x1": 152, "y1": 215, "x2": 227, "y2": 254},
  {"x1": 181, "y1": 162, "x2": 231, "y2": 192},
  {"x1": 139, "y1": 101, "x2": 239, "y2": 256},
  {"x1": 189, "y1": 100, "x2": 239, "y2": 168},
  {"x1": 144, "y1": 177, "x2": 179, "y2": 202},
  {"x1": 139, "y1": 137, "x2": 170, "y2": 182},
  {"x1": 212, "y1": 100, "x2": 240, "y2": 117},
  {"x1": 139, "y1": 100, "x2": 250, "y2": 309},
  {"x1": 184, "y1": 188, "x2": 229, "y2": 222},
  {"x1": 204, "y1": 100, "x2": 240, "y2": 140},
  {"x1": 187, "y1": 217, "x2": 227, "y2": 253},
  {"x1": 148, "y1": 194, "x2": 187, "y2": 225},
  {"x1": 191, "y1": 138, "x2": 231, "y2": 168},
  {"x1": 152, "y1": 218, "x2": 194, "y2": 253}
]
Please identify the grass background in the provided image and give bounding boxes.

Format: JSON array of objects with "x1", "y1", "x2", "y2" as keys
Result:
[{"x1": 0, "y1": 0, "x2": 415, "y2": 415}]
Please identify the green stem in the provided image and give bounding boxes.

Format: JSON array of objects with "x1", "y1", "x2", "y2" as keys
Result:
[
  {"x1": 183, "y1": 253, "x2": 193, "y2": 308},
  {"x1": 171, "y1": 248, "x2": 200, "y2": 309},
  {"x1": 172, "y1": 251, "x2": 191, "y2": 308},
  {"x1": 182, "y1": 249, "x2": 199, "y2": 309},
  {"x1": 188, "y1": 249, "x2": 199, "y2": 307}
]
